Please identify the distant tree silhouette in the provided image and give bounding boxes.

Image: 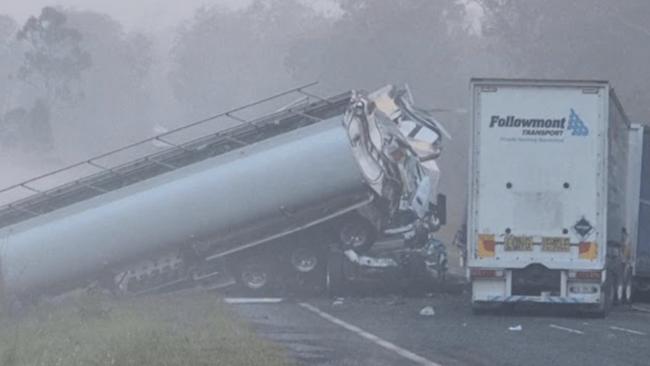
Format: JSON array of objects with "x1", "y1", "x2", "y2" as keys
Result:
[{"x1": 17, "y1": 7, "x2": 91, "y2": 105}]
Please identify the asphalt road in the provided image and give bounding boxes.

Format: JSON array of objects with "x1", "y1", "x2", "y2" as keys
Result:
[{"x1": 228, "y1": 292, "x2": 650, "y2": 366}]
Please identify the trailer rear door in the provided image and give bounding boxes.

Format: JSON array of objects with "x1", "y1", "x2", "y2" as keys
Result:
[{"x1": 469, "y1": 80, "x2": 608, "y2": 270}]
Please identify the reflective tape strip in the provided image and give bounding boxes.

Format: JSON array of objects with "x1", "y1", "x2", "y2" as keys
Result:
[{"x1": 485, "y1": 295, "x2": 589, "y2": 304}]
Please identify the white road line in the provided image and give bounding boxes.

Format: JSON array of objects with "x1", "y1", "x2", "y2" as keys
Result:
[
  {"x1": 609, "y1": 326, "x2": 647, "y2": 336},
  {"x1": 224, "y1": 297, "x2": 284, "y2": 304},
  {"x1": 549, "y1": 324, "x2": 584, "y2": 334},
  {"x1": 298, "y1": 302, "x2": 442, "y2": 366}
]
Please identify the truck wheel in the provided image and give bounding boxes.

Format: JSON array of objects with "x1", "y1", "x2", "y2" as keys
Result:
[
  {"x1": 590, "y1": 281, "x2": 614, "y2": 318},
  {"x1": 471, "y1": 303, "x2": 487, "y2": 315},
  {"x1": 236, "y1": 259, "x2": 272, "y2": 293},
  {"x1": 338, "y1": 217, "x2": 376, "y2": 253},
  {"x1": 471, "y1": 302, "x2": 498, "y2": 315},
  {"x1": 623, "y1": 273, "x2": 633, "y2": 304},
  {"x1": 290, "y1": 246, "x2": 321, "y2": 273},
  {"x1": 615, "y1": 276, "x2": 624, "y2": 305},
  {"x1": 437, "y1": 250, "x2": 448, "y2": 282},
  {"x1": 326, "y1": 250, "x2": 349, "y2": 297}
]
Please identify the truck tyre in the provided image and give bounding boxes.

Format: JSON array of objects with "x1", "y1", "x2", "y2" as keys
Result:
[
  {"x1": 615, "y1": 275, "x2": 625, "y2": 305},
  {"x1": 326, "y1": 250, "x2": 349, "y2": 297},
  {"x1": 338, "y1": 217, "x2": 376, "y2": 253},
  {"x1": 623, "y1": 272, "x2": 633, "y2": 304},
  {"x1": 290, "y1": 246, "x2": 321, "y2": 273},
  {"x1": 471, "y1": 302, "x2": 499, "y2": 315},
  {"x1": 590, "y1": 281, "x2": 614, "y2": 318},
  {"x1": 471, "y1": 303, "x2": 487, "y2": 315},
  {"x1": 235, "y1": 258, "x2": 272, "y2": 294}
]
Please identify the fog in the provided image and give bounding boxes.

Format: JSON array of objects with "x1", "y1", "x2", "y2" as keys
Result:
[{"x1": 1, "y1": 0, "x2": 650, "y2": 241}]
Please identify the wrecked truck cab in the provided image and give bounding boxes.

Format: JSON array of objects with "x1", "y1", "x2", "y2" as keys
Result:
[
  {"x1": 321, "y1": 87, "x2": 450, "y2": 296},
  {"x1": 342, "y1": 90, "x2": 417, "y2": 229},
  {"x1": 348, "y1": 86, "x2": 449, "y2": 237},
  {"x1": 345, "y1": 87, "x2": 447, "y2": 224}
]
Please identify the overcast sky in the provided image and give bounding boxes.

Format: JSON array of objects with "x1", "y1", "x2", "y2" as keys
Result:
[{"x1": 2, "y1": 0, "x2": 343, "y2": 30}]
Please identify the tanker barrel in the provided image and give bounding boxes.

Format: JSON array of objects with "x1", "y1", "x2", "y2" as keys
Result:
[{"x1": 0, "y1": 118, "x2": 368, "y2": 299}]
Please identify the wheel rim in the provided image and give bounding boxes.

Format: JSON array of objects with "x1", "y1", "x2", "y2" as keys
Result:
[
  {"x1": 291, "y1": 249, "x2": 318, "y2": 273},
  {"x1": 241, "y1": 268, "x2": 267, "y2": 289},
  {"x1": 617, "y1": 283, "x2": 624, "y2": 302},
  {"x1": 340, "y1": 223, "x2": 368, "y2": 248}
]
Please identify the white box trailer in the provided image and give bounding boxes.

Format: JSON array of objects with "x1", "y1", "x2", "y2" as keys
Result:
[{"x1": 468, "y1": 79, "x2": 633, "y2": 315}]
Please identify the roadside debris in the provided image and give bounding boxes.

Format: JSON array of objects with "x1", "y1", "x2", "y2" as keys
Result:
[
  {"x1": 508, "y1": 325, "x2": 523, "y2": 331},
  {"x1": 386, "y1": 296, "x2": 406, "y2": 306},
  {"x1": 333, "y1": 298, "x2": 344, "y2": 306},
  {"x1": 419, "y1": 306, "x2": 435, "y2": 316}
]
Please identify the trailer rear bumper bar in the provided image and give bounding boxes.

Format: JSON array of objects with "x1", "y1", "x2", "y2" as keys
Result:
[
  {"x1": 475, "y1": 295, "x2": 599, "y2": 304},
  {"x1": 471, "y1": 272, "x2": 603, "y2": 304}
]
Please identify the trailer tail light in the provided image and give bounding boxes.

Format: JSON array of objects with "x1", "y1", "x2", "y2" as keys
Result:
[
  {"x1": 477, "y1": 234, "x2": 496, "y2": 258},
  {"x1": 568, "y1": 270, "x2": 602, "y2": 281},
  {"x1": 470, "y1": 268, "x2": 504, "y2": 279},
  {"x1": 578, "y1": 241, "x2": 598, "y2": 260}
]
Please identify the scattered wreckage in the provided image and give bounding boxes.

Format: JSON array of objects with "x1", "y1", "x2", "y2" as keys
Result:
[{"x1": 0, "y1": 84, "x2": 449, "y2": 303}]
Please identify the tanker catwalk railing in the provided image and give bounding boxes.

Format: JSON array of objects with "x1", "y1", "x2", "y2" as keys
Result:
[{"x1": 0, "y1": 82, "x2": 352, "y2": 229}]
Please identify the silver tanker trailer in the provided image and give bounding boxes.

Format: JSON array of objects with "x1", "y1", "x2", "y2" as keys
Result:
[{"x1": 0, "y1": 84, "x2": 447, "y2": 302}]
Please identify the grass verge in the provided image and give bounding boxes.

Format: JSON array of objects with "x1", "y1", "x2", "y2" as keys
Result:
[{"x1": 0, "y1": 290, "x2": 291, "y2": 366}]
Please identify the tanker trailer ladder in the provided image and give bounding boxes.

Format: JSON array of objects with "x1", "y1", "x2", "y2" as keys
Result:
[{"x1": 0, "y1": 82, "x2": 349, "y2": 229}]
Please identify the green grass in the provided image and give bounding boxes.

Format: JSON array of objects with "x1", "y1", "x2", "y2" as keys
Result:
[{"x1": 0, "y1": 290, "x2": 292, "y2": 366}]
